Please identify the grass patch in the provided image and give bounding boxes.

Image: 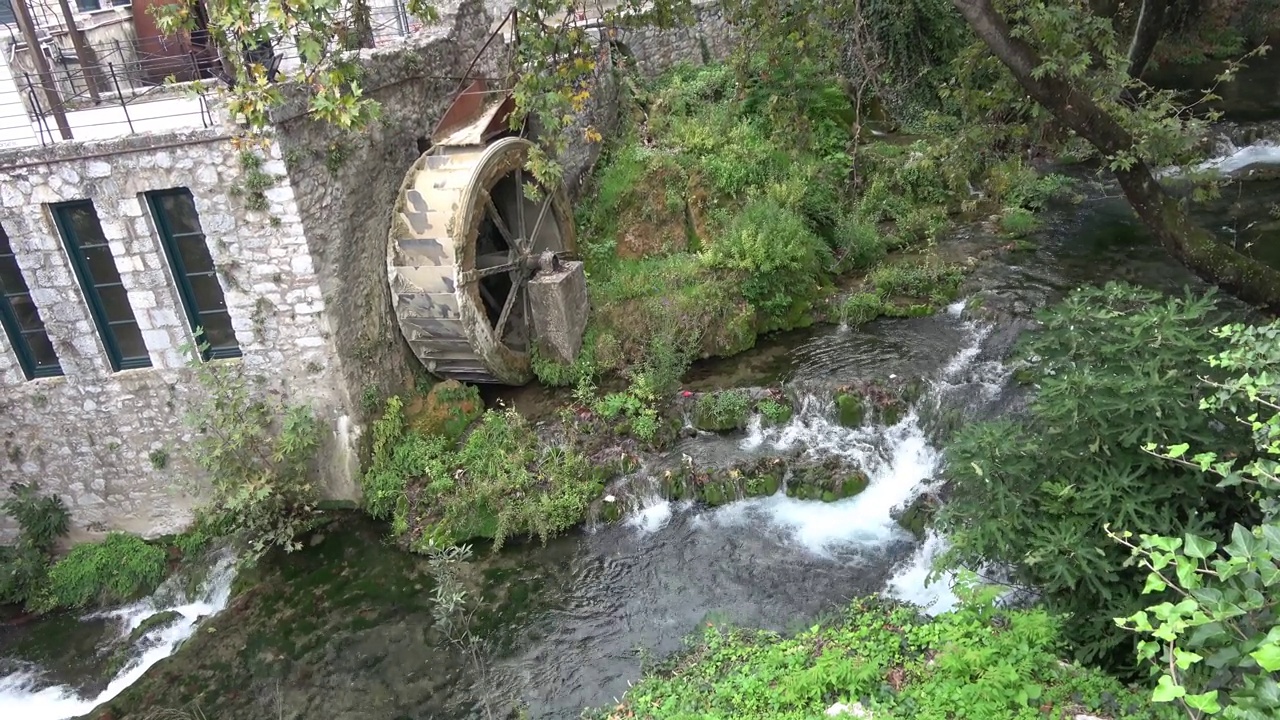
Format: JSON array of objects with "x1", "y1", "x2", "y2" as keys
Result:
[
  {"x1": 592, "y1": 591, "x2": 1172, "y2": 720},
  {"x1": 364, "y1": 399, "x2": 604, "y2": 551},
  {"x1": 39, "y1": 533, "x2": 167, "y2": 610}
]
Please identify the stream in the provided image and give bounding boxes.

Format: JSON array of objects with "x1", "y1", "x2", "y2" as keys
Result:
[{"x1": 5, "y1": 61, "x2": 1280, "y2": 720}]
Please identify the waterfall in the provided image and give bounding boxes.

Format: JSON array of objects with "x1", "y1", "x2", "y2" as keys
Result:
[
  {"x1": 0, "y1": 552, "x2": 238, "y2": 720},
  {"x1": 617, "y1": 298, "x2": 1008, "y2": 613}
]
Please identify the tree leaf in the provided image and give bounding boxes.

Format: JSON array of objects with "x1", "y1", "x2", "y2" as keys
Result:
[{"x1": 1250, "y1": 642, "x2": 1280, "y2": 672}]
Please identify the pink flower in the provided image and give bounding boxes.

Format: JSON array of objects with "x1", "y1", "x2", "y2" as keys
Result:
[{"x1": 681, "y1": 391, "x2": 693, "y2": 398}]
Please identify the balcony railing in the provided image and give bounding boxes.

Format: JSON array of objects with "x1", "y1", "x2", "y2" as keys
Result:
[{"x1": 0, "y1": 0, "x2": 434, "y2": 148}]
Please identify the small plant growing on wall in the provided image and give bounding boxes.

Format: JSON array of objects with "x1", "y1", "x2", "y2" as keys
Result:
[
  {"x1": 228, "y1": 150, "x2": 277, "y2": 213},
  {"x1": 148, "y1": 448, "x2": 169, "y2": 470},
  {"x1": 182, "y1": 337, "x2": 322, "y2": 561}
]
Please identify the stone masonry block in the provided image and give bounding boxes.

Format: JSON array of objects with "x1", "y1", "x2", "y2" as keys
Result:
[{"x1": 527, "y1": 261, "x2": 589, "y2": 365}]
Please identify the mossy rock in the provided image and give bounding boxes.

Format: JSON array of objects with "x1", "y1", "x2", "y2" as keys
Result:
[
  {"x1": 699, "y1": 481, "x2": 734, "y2": 507},
  {"x1": 127, "y1": 609, "x2": 184, "y2": 644},
  {"x1": 834, "y1": 392, "x2": 864, "y2": 428},
  {"x1": 895, "y1": 493, "x2": 937, "y2": 540},
  {"x1": 839, "y1": 472, "x2": 869, "y2": 499},
  {"x1": 880, "y1": 402, "x2": 906, "y2": 426},
  {"x1": 899, "y1": 378, "x2": 928, "y2": 405},
  {"x1": 600, "y1": 498, "x2": 624, "y2": 523},
  {"x1": 745, "y1": 473, "x2": 781, "y2": 497},
  {"x1": 406, "y1": 380, "x2": 483, "y2": 442}
]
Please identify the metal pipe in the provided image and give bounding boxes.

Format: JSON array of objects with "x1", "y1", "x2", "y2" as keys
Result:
[
  {"x1": 106, "y1": 63, "x2": 133, "y2": 134},
  {"x1": 11, "y1": 0, "x2": 72, "y2": 140},
  {"x1": 54, "y1": 0, "x2": 102, "y2": 103}
]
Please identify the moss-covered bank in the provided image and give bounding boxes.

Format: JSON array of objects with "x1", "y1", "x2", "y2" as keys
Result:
[{"x1": 587, "y1": 595, "x2": 1174, "y2": 720}]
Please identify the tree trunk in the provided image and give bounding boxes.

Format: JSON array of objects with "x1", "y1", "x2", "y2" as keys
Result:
[
  {"x1": 1125, "y1": 0, "x2": 1168, "y2": 78},
  {"x1": 951, "y1": 0, "x2": 1280, "y2": 311}
]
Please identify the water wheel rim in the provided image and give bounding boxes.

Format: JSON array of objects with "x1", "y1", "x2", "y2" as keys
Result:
[{"x1": 454, "y1": 137, "x2": 576, "y2": 380}]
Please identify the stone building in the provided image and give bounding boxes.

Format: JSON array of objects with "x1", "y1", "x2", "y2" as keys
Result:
[{"x1": 0, "y1": 0, "x2": 734, "y2": 544}]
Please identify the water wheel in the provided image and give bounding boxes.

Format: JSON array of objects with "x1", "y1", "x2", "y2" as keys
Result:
[{"x1": 387, "y1": 83, "x2": 577, "y2": 385}]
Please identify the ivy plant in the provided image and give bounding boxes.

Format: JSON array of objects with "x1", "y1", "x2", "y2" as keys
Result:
[{"x1": 1113, "y1": 322, "x2": 1280, "y2": 719}]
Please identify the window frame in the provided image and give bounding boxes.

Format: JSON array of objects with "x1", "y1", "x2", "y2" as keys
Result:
[
  {"x1": 0, "y1": 226, "x2": 63, "y2": 380},
  {"x1": 145, "y1": 189, "x2": 241, "y2": 361},
  {"x1": 50, "y1": 200, "x2": 152, "y2": 372}
]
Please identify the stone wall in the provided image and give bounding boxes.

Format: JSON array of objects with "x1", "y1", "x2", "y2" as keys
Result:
[
  {"x1": 270, "y1": 0, "x2": 502, "y2": 427},
  {"x1": 616, "y1": 1, "x2": 737, "y2": 78},
  {"x1": 0, "y1": 0, "x2": 730, "y2": 544},
  {"x1": 0, "y1": 131, "x2": 354, "y2": 543}
]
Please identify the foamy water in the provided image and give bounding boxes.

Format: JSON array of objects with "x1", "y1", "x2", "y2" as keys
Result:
[
  {"x1": 622, "y1": 300, "x2": 1001, "y2": 611},
  {"x1": 0, "y1": 553, "x2": 237, "y2": 720},
  {"x1": 1197, "y1": 141, "x2": 1280, "y2": 175}
]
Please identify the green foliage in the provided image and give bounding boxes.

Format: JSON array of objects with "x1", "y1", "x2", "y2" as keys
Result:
[
  {"x1": 1113, "y1": 321, "x2": 1280, "y2": 718},
  {"x1": 841, "y1": 292, "x2": 886, "y2": 327},
  {"x1": 937, "y1": 283, "x2": 1256, "y2": 668},
  {"x1": 756, "y1": 398, "x2": 793, "y2": 426},
  {"x1": 591, "y1": 586, "x2": 1171, "y2": 720},
  {"x1": 694, "y1": 390, "x2": 753, "y2": 432},
  {"x1": 2, "y1": 482, "x2": 69, "y2": 552},
  {"x1": 577, "y1": 59, "x2": 854, "y2": 374},
  {"x1": 183, "y1": 343, "x2": 322, "y2": 560},
  {"x1": 592, "y1": 372, "x2": 663, "y2": 444},
  {"x1": 999, "y1": 207, "x2": 1041, "y2": 238},
  {"x1": 364, "y1": 401, "x2": 603, "y2": 551},
  {"x1": 38, "y1": 533, "x2": 167, "y2": 610},
  {"x1": 832, "y1": 214, "x2": 890, "y2": 272},
  {"x1": 0, "y1": 481, "x2": 70, "y2": 607},
  {"x1": 705, "y1": 200, "x2": 833, "y2": 330},
  {"x1": 868, "y1": 259, "x2": 965, "y2": 303}
]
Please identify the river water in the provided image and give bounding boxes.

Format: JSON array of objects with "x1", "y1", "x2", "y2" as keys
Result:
[{"x1": 5, "y1": 78, "x2": 1280, "y2": 720}]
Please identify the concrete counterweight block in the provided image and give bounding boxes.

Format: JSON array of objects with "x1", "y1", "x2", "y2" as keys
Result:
[{"x1": 528, "y1": 261, "x2": 589, "y2": 365}]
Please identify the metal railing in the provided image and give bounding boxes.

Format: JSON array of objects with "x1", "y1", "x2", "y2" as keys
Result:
[
  {"x1": 0, "y1": 31, "x2": 221, "y2": 147},
  {"x1": 0, "y1": 1, "x2": 432, "y2": 147},
  {"x1": 0, "y1": 0, "x2": 625, "y2": 148}
]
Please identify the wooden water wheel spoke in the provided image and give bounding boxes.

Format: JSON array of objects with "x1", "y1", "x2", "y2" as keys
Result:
[
  {"x1": 513, "y1": 166, "x2": 529, "y2": 252},
  {"x1": 470, "y1": 262, "x2": 519, "y2": 280},
  {"x1": 483, "y1": 191, "x2": 516, "y2": 246},
  {"x1": 529, "y1": 190, "x2": 554, "y2": 253},
  {"x1": 494, "y1": 270, "x2": 526, "y2": 339}
]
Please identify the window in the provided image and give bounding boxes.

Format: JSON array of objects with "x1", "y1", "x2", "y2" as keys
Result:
[
  {"x1": 0, "y1": 226, "x2": 62, "y2": 379},
  {"x1": 0, "y1": 3, "x2": 15, "y2": 25},
  {"x1": 74, "y1": 0, "x2": 101, "y2": 12},
  {"x1": 51, "y1": 201, "x2": 151, "y2": 371},
  {"x1": 146, "y1": 189, "x2": 240, "y2": 359}
]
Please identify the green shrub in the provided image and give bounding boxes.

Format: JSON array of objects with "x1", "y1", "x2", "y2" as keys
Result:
[
  {"x1": 694, "y1": 390, "x2": 752, "y2": 432},
  {"x1": 2, "y1": 482, "x2": 69, "y2": 552},
  {"x1": 868, "y1": 259, "x2": 965, "y2": 301},
  {"x1": 594, "y1": 588, "x2": 1171, "y2": 720},
  {"x1": 936, "y1": 283, "x2": 1256, "y2": 668},
  {"x1": 832, "y1": 214, "x2": 888, "y2": 272},
  {"x1": 0, "y1": 481, "x2": 70, "y2": 606},
  {"x1": 706, "y1": 200, "x2": 833, "y2": 329},
  {"x1": 0, "y1": 544, "x2": 51, "y2": 607},
  {"x1": 40, "y1": 533, "x2": 167, "y2": 610},
  {"x1": 999, "y1": 206, "x2": 1041, "y2": 237},
  {"x1": 421, "y1": 410, "x2": 601, "y2": 549},
  {"x1": 368, "y1": 407, "x2": 603, "y2": 551},
  {"x1": 363, "y1": 396, "x2": 453, "y2": 524},
  {"x1": 841, "y1": 292, "x2": 885, "y2": 326},
  {"x1": 1114, "y1": 321, "x2": 1280, "y2": 717},
  {"x1": 184, "y1": 349, "x2": 322, "y2": 559},
  {"x1": 756, "y1": 398, "x2": 793, "y2": 426}
]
